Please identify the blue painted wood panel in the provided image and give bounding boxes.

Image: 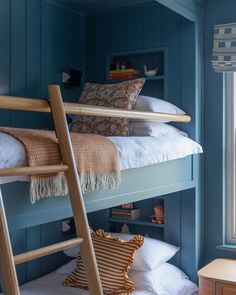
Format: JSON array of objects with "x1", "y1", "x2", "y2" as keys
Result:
[
  {"x1": 0, "y1": 0, "x2": 86, "y2": 288},
  {"x1": 86, "y1": 2, "x2": 196, "y2": 139},
  {"x1": 203, "y1": 0, "x2": 236, "y2": 265},
  {"x1": 2, "y1": 156, "x2": 194, "y2": 232},
  {"x1": 10, "y1": 0, "x2": 27, "y2": 128},
  {"x1": 0, "y1": 0, "x2": 11, "y2": 126},
  {"x1": 85, "y1": 2, "x2": 200, "y2": 280}
]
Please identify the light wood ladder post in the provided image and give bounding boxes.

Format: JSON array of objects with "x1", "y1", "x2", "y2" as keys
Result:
[
  {"x1": 48, "y1": 85, "x2": 103, "y2": 295},
  {"x1": 0, "y1": 189, "x2": 20, "y2": 295}
]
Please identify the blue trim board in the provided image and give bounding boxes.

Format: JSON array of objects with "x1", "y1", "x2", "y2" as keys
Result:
[{"x1": 155, "y1": 0, "x2": 203, "y2": 22}]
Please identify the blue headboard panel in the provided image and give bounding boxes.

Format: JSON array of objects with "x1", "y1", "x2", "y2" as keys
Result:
[{"x1": 86, "y1": 2, "x2": 196, "y2": 139}]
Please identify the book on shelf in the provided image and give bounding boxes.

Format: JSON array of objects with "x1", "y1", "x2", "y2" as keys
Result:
[
  {"x1": 109, "y1": 74, "x2": 139, "y2": 80},
  {"x1": 110, "y1": 69, "x2": 139, "y2": 75},
  {"x1": 108, "y1": 69, "x2": 140, "y2": 81},
  {"x1": 111, "y1": 208, "x2": 140, "y2": 220}
]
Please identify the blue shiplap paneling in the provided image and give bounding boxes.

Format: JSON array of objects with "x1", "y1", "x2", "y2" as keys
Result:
[
  {"x1": 26, "y1": 0, "x2": 45, "y2": 129},
  {"x1": 0, "y1": 0, "x2": 11, "y2": 126},
  {"x1": 26, "y1": 227, "x2": 42, "y2": 281},
  {"x1": 86, "y1": 2, "x2": 196, "y2": 140},
  {"x1": 204, "y1": 0, "x2": 236, "y2": 265},
  {"x1": 11, "y1": 229, "x2": 27, "y2": 285},
  {"x1": 10, "y1": 0, "x2": 27, "y2": 128},
  {"x1": 143, "y1": 4, "x2": 163, "y2": 48},
  {"x1": 86, "y1": 2, "x2": 197, "y2": 279},
  {"x1": 0, "y1": 0, "x2": 86, "y2": 287}
]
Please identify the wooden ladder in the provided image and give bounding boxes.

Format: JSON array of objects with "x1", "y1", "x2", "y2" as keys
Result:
[{"x1": 0, "y1": 86, "x2": 103, "y2": 295}]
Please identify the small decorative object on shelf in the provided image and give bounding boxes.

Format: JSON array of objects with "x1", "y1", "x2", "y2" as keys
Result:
[
  {"x1": 122, "y1": 203, "x2": 134, "y2": 209},
  {"x1": 109, "y1": 61, "x2": 139, "y2": 81},
  {"x1": 111, "y1": 206, "x2": 140, "y2": 220},
  {"x1": 151, "y1": 204, "x2": 164, "y2": 224},
  {"x1": 121, "y1": 223, "x2": 131, "y2": 234},
  {"x1": 143, "y1": 65, "x2": 158, "y2": 77}
]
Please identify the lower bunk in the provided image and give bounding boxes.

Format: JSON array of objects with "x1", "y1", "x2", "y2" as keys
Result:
[
  {"x1": 12, "y1": 262, "x2": 198, "y2": 295},
  {"x1": 0, "y1": 189, "x2": 199, "y2": 294},
  {"x1": 2, "y1": 220, "x2": 199, "y2": 295}
]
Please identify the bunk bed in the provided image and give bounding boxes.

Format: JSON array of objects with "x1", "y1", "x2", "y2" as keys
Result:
[
  {"x1": 0, "y1": 86, "x2": 198, "y2": 294},
  {"x1": 0, "y1": 0, "x2": 203, "y2": 294}
]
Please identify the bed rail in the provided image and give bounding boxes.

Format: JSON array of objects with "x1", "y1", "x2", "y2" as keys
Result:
[{"x1": 0, "y1": 85, "x2": 191, "y2": 123}]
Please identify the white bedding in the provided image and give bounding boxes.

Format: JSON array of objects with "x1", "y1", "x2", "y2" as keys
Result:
[
  {"x1": 18, "y1": 272, "x2": 152, "y2": 295},
  {"x1": 13, "y1": 271, "x2": 198, "y2": 295},
  {"x1": 0, "y1": 132, "x2": 202, "y2": 185}
]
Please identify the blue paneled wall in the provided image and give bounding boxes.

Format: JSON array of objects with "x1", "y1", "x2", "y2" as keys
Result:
[
  {"x1": 0, "y1": 0, "x2": 200, "y2": 288},
  {"x1": 204, "y1": 0, "x2": 236, "y2": 264},
  {"x1": 86, "y1": 2, "x2": 198, "y2": 280},
  {"x1": 0, "y1": 0, "x2": 85, "y2": 285},
  {"x1": 0, "y1": 0, "x2": 85, "y2": 129},
  {"x1": 86, "y1": 2, "x2": 195, "y2": 138}
]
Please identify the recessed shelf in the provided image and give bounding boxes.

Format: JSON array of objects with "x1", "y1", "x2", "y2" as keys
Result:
[{"x1": 108, "y1": 218, "x2": 164, "y2": 228}]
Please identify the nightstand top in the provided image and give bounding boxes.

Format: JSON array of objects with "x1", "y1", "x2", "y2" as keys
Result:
[{"x1": 198, "y1": 259, "x2": 236, "y2": 284}]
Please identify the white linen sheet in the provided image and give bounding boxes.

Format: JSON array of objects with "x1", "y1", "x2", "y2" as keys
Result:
[
  {"x1": 13, "y1": 271, "x2": 198, "y2": 295},
  {"x1": 18, "y1": 272, "x2": 153, "y2": 295},
  {"x1": 0, "y1": 131, "x2": 202, "y2": 185}
]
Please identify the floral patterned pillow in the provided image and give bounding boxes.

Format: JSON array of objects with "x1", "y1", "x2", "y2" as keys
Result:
[{"x1": 70, "y1": 78, "x2": 145, "y2": 136}]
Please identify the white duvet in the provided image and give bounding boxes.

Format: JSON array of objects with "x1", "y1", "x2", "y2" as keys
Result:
[{"x1": 0, "y1": 131, "x2": 202, "y2": 185}]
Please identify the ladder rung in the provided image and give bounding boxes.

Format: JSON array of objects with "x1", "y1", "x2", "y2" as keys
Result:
[
  {"x1": 0, "y1": 165, "x2": 69, "y2": 177},
  {"x1": 14, "y1": 237, "x2": 83, "y2": 265}
]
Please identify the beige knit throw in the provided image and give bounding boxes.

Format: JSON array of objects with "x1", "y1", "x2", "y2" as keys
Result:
[{"x1": 0, "y1": 127, "x2": 121, "y2": 204}]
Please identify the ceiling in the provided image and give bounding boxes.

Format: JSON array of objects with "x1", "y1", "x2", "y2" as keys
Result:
[{"x1": 54, "y1": 0, "x2": 156, "y2": 14}]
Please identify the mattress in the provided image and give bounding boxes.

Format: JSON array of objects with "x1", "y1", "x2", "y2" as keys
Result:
[
  {"x1": 8, "y1": 271, "x2": 199, "y2": 295},
  {"x1": 0, "y1": 131, "x2": 202, "y2": 185},
  {"x1": 17, "y1": 272, "x2": 153, "y2": 295}
]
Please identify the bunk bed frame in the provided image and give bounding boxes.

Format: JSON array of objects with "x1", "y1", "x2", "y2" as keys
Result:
[
  {"x1": 0, "y1": 0, "x2": 203, "y2": 293},
  {"x1": 0, "y1": 85, "x2": 191, "y2": 294}
]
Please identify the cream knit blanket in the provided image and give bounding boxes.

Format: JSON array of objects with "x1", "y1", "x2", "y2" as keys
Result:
[{"x1": 0, "y1": 127, "x2": 121, "y2": 203}]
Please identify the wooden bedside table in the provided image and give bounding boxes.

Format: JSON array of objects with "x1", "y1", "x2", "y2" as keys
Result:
[{"x1": 198, "y1": 259, "x2": 236, "y2": 295}]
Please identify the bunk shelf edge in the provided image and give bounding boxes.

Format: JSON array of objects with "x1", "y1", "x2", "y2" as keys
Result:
[{"x1": 1, "y1": 155, "x2": 196, "y2": 231}]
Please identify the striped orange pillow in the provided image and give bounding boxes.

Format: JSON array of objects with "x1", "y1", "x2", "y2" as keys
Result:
[{"x1": 64, "y1": 229, "x2": 144, "y2": 294}]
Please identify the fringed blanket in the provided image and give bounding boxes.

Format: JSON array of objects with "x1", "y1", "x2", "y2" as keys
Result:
[{"x1": 0, "y1": 127, "x2": 121, "y2": 203}]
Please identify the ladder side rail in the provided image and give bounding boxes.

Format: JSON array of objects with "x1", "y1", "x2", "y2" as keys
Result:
[
  {"x1": 48, "y1": 85, "x2": 103, "y2": 295},
  {"x1": 0, "y1": 189, "x2": 20, "y2": 295}
]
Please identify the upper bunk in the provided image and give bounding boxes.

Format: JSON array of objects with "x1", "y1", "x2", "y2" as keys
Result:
[{"x1": 0, "y1": 0, "x2": 203, "y2": 231}]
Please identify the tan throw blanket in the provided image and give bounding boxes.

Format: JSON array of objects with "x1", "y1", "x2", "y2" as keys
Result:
[{"x1": 0, "y1": 127, "x2": 121, "y2": 204}]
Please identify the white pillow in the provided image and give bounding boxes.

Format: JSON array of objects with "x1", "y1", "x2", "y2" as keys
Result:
[
  {"x1": 56, "y1": 260, "x2": 198, "y2": 295},
  {"x1": 63, "y1": 247, "x2": 80, "y2": 258},
  {"x1": 56, "y1": 259, "x2": 77, "y2": 275},
  {"x1": 129, "y1": 122, "x2": 188, "y2": 137},
  {"x1": 133, "y1": 95, "x2": 185, "y2": 123},
  {"x1": 63, "y1": 233, "x2": 179, "y2": 271},
  {"x1": 129, "y1": 263, "x2": 199, "y2": 295},
  {"x1": 105, "y1": 233, "x2": 180, "y2": 271}
]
